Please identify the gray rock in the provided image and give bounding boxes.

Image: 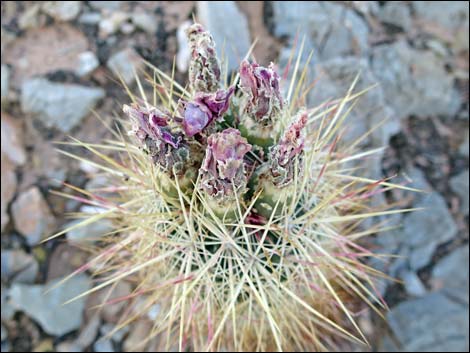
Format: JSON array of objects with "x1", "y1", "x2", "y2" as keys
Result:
[
  {"x1": 99, "y1": 11, "x2": 128, "y2": 38},
  {"x1": 1, "y1": 249, "x2": 38, "y2": 284},
  {"x1": 66, "y1": 218, "x2": 113, "y2": 242},
  {"x1": 107, "y1": 48, "x2": 142, "y2": 85},
  {"x1": 450, "y1": 170, "x2": 469, "y2": 215},
  {"x1": 460, "y1": 130, "x2": 469, "y2": 157},
  {"x1": 308, "y1": 57, "x2": 400, "y2": 147},
  {"x1": 387, "y1": 293, "x2": 469, "y2": 351},
  {"x1": 100, "y1": 323, "x2": 129, "y2": 343},
  {"x1": 78, "y1": 12, "x2": 101, "y2": 25},
  {"x1": 1, "y1": 285, "x2": 15, "y2": 320},
  {"x1": 400, "y1": 271, "x2": 427, "y2": 297},
  {"x1": 1, "y1": 323, "x2": 6, "y2": 341},
  {"x1": 131, "y1": 12, "x2": 157, "y2": 34},
  {"x1": 402, "y1": 192, "x2": 458, "y2": 270},
  {"x1": 75, "y1": 315, "x2": 101, "y2": 349},
  {"x1": 42, "y1": 1, "x2": 82, "y2": 21},
  {"x1": 89, "y1": 1, "x2": 123, "y2": 11},
  {"x1": 371, "y1": 41, "x2": 461, "y2": 120},
  {"x1": 75, "y1": 51, "x2": 100, "y2": 77},
  {"x1": 432, "y1": 245, "x2": 469, "y2": 305},
  {"x1": 379, "y1": 1, "x2": 412, "y2": 31},
  {"x1": 1, "y1": 154, "x2": 17, "y2": 232},
  {"x1": 21, "y1": 78, "x2": 105, "y2": 133},
  {"x1": 273, "y1": 2, "x2": 369, "y2": 61},
  {"x1": 197, "y1": 1, "x2": 251, "y2": 72},
  {"x1": 1, "y1": 64, "x2": 9, "y2": 100},
  {"x1": 11, "y1": 187, "x2": 56, "y2": 246},
  {"x1": 9, "y1": 274, "x2": 91, "y2": 336},
  {"x1": 94, "y1": 338, "x2": 114, "y2": 352}
]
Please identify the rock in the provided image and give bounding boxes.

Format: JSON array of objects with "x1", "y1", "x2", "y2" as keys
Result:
[
  {"x1": 387, "y1": 293, "x2": 469, "y2": 351},
  {"x1": 1, "y1": 64, "x2": 9, "y2": 100},
  {"x1": 21, "y1": 78, "x2": 105, "y2": 132},
  {"x1": 99, "y1": 11, "x2": 128, "y2": 38},
  {"x1": 46, "y1": 243, "x2": 89, "y2": 281},
  {"x1": 432, "y1": 245, "x2": 469, "y2": 305},
  {"x1": 11, "y1": 187, "x2": 56, "y2": 246},
  {"x1": 66, "y1": 218, "x2": 113, "y2": 242},
  {"x1": 94, "y1": 338, "x2": 114, "y2": 352},
  {"x1": 75, "y1": 51, "x2": 100, "y2": 77},
  {"x1": 78, "y1": 12, "x2": 101, "y2": 25},
  {"x1": 413, "y1": 1, "x2": 469, "y2": 52},
  {"x1": 1, "y1": 154, "x2": 17, "y2": 231},
  {"x1": 18, "y1": 3, "x2": 42, "y2": 30},
  {"x1": 1, "y1": 323, "x2": 6, "y2": 341},
  {"x1": 99, "y1": 281, "x2": 132, "y2": 323},
  {"x1": 131, "y1": 12, "x2": 157, "y2": 34},
  {"x1": 273, "y1": 1, "x2": 369, "y2": 60},
  {"x1": 400, "y1": 271, "x2": 427, "y2": 297},
  {"x1": 402, "y1": 192, "x2": 458, "y2": 270},
  {"x1": 122, "y1": 320, "x2": 152, "y2": 352},
  {"x1": 100, "y1": 323, "x2": 129, "y2": 344},
  {"x1": 1, "y1": 285, "x2": 15, "y2": 320},
  {"x1": 197, "y1": 1, "x2": 251, "y2": 72},
  {"x1": 3, "y1": 24, "x2": 89, "y2": 86},
  {"x1": 450, "y1": 170, "x2": 469, "y2": 215},
  {"x1": 460, "y1": 130, "x2": 469, "y2": 157},
  {"x1": 106, "y1": 48, "x2": 142, "y2": 85},
  {"x1": 89, "y1": 1, "x2": 123, "y2": 11},
  {"x1": 176, "y1": 20, "x2": 191, "y2": 73},
  {"x1": 56, "y1": 341, "x2": 83, "y2": 352},
  {"x1": 308, "y1": 57, "x2": 400, "y2": 147},
  {"x1": 9, "y1": 274, "x2": 91, "y2": 336},
  {"x1": 1, "y1": 249, "x2": 38, "y2": 284},
  {"x1": 379, "y1": 1, "x2": 412, "y2": 31},
  {"x1": 74, "y1": 315, "x2": 101, "y2": 349},
  {"x1": 371, "y1": 41, "x2": 461, "y2": 120},
  {"x1": 1, "y1": 112, "x2": 26, "y2": 166},
  {"x1": 42, "y1": 1, "x2": 81, "y2": 21}
]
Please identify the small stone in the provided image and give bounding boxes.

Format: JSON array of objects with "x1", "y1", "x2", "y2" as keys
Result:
[
  {"x1": 460, "y1": 130, "x2": 469, "y2": 157},
  {"x1": 75, "y1": 51, "x2": 100, "y2": 77},
  {"x1": 1, "y1": 249, "x2": 38, "y2": 284},
  {"x1": 18, "y1": 3, "x2": 42, "y2": 30},
  {"x1": 1, "y1": 112, "x2": 26, "y2": 166},
  {"x1": 1, "y1": 323, "x2": 6, "y2": 341},
  {"x1": 379, "y1": 1, "x2": 412, "y2": 31},
  {"x1": 400, "y1": 271, "x2": 427, "y2": 297},
  {"x1": 1, "y1": 64, "x2": 9, "y2": 100},
  {"x1": 100, "y1": 323, "x2": 129, "y2": 343},
  {"x1": 99, "y1": 281, "x2": 132, "y2": 323},
  {"x1": 78, "y1": 12, "x2": 101, "y2": 25},
  {"x1": 197, "y1": 1, "x2": 251, "y2": 72},
  {"x1": 42, "y1": 1, "x2": 81, "y2": 21},
  {"x1": 11, "y1": 187, "x2": 56, "y2": 246},
  {"x1": 122, "y1": 320, "x2": 151, "y2": 352},
  {"x1": 450, "y1": 170, "x2": 469, "y2": 215},
  {"x1": 176, "y1": 21, "x2": 191, "y2": 73},
  {"x1": 387, "y1": 293, "x2": 469, "y2": 351},
  {"x1": 131, "y1": 12, "x2": 157, "y2": 34},
  {"x1": 21, "y1": 78, "x2": 105, "y2": 133},
  {"x1": 56, "y1": 341, "x2": 83, "y2": 352},
  {"x1": 371, "y1": 41, "x2": 461, "y2": 120},
  {"x1": 89, "y1": 1, "x2": 123, "y2": 11},
  {"x1": 94, "y1": 338, "x2": 114, "y2": 352},
  {"x1": 66, "y1": 218, "x2": 113, "y2": 242},
  {"x1": 9, "y1": 274, "x2": 91, "y2": 336},
  {"x1": 402, "y1": 192, "x2": 458, "y2": 270},
  {"x1": 432, "y1": 245, "x2": 469, "y2": 305},
  {"x1": 99, "y1": 11, "x2": 128, "y2": 38},
  {"x1": 1, "y1": 154, "x2": 17, "y2": 231},
  {"x1": 107, "y1": 48, "x2": 142, "y2": 85},
  {"x1": 74, "y1": 315, "x2": 101, "y2": 349}
]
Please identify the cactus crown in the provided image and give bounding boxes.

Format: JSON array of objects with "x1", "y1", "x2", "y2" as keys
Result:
[{"x1": 52, "y1": 23, "x2": 411, "y2": 352}]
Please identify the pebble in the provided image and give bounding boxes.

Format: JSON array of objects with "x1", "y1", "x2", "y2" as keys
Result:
[
  {"x1": 21, "y1": 78, "x2": 105, "y2": 133},
  {"x1": 400, "y1": 271, "x2": 427, "y2": 297},
  {"x1": 197, "y1": 1, "x2": 251, "y2": 72},
  {"x1": 0, "y1": 154, "x2": 17, "y2": 232},
  {"x1": 78, "y1": 12, "x2": 101, "y2": 25},
  {"x1": 1, "y1": 64, "x2": 9, "y2": 100},
  {"x1": 42, "y1": 1, "x2": 82, "y2": 21},
  {"x1": 176, "y1": 21, "x2": 192, "y2": 73},
  {"x1": 378, "y1": 1, "x2": 412, "y2": 31},
  {"x1": 106, "y1": 48, "x2": 143, "y2": 85},
  {"x1": 66, "y1": 218, "x2": 113, "y2": 242},
  {"x1": 449, "y1": 169, "x2": 469, "y2": 215},
  {"x1": 1, "y1": 249, "x2": 38, "y2": 284},
  {"x1": 131, "y1": 12, "x2": 157, "y2": 34},
  {"x1": 99, "y1": 11, "x2": 128, "y2": 38},
  {"x1": 11, "y1": 187, "x2": 56, "y2": 246},
  {"x1": 1, "y1": 112, "x2": 26, "y2": 166},
  {"x1": 75, "y1": 51, "x2": 100, "y2": 77},
  {"x1": 9, "y1": 274, "x2": 91, "y2": 336}
]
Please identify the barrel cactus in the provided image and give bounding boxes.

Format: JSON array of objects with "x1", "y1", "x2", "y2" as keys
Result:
[{"x1": 50, "y1": 23, "x2": 414, "y2": 351}]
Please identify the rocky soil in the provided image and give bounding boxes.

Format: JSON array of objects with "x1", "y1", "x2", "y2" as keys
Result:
[{"x1": 1, "y1": 1, "x2": 468, "y2": 352}]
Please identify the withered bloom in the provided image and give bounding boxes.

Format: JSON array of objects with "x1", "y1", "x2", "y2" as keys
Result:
[
  {"x1": 182, "y1": 87, "x2": 234, "y2": 137},
  {"x1": 123, "y1": 103, "x2": 189, "y2": 176},
  {"x1": 268, "y1": 111, "x2": 307, "y2": 187},
  {"x1": 186, "y1": 23, "x2": 221, "y2": 93},
  {"x1": 200, "y1": 128, "x2": 252, "y2": 199},
  {"x1": 239, "y1": 60, "x2": 283, "y2": 125}
]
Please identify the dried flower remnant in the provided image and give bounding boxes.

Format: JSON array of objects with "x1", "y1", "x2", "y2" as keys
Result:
[
  {"x1": 186, "y1": 23, "x2": 221, "y2": 93},
  {"x1": 200, "y1": 128, "x2": 252, "y2": 200},
  {"x1": 239, "y1": 60, "x2": 283, "y2": 125},
  {"x1": 182, "y1": 87, "x2": 234, "y2": 137},
  {"x1": 269, "y1": 111, "x2": 308, "y2": 187},
  {"x1": 123, "y1": 103, "x2": 189, "y2": 176}
]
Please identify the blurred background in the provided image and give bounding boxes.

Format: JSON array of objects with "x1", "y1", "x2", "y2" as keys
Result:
[{"x1": 1, "y1": 1, "x2": 468, "y2": 352}]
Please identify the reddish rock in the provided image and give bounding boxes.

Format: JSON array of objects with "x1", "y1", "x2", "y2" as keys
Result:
[
  {"x1": 1, "y1": 112, "x2": 26, "y2": 166},
  {"x1": 1, "y1": 153, "x2": 17, "y2": 231}
]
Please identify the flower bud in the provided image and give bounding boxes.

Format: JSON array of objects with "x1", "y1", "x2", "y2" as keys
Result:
[
  {"x1": 186, "y1": 23, "x2": 221, "y2": 93},
  {"x1": 200, "y1": 128, "x2": 252, "y2": 200}
]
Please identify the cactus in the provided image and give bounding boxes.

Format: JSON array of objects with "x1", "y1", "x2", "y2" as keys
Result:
[{"x1": 50, "y1": 23, "x2": 416, "y2": 352}]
